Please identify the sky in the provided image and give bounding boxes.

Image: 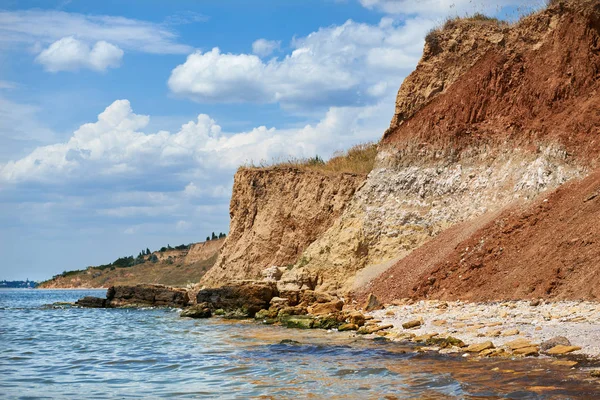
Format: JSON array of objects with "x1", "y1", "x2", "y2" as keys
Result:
[{"x1": 0, "y1": 0, "x2": 544, "y2": 281}]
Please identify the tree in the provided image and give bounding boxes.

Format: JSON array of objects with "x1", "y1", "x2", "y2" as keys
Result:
[
  {"x1": 211, "y1": 232, "x2": 217, "y2": 240},
  {"x1": 146, "y1": 248, "x2": 151, "y2": 255},
  {"x1": 206, "y1": 236, "x2": 210, "y2": 242}
]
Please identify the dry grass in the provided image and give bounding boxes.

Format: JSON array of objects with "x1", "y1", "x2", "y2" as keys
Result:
[{"x1": 242, "y1": 143, "x2": 378, "y2": 175}]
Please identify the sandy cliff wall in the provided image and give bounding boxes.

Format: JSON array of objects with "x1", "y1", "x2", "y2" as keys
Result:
[
  {"x1": 201, "y1": 167, "x2": 365, "y2": 286},
  {"x1": 284, "y1": 0, "x2": 600, "y2": 293}
]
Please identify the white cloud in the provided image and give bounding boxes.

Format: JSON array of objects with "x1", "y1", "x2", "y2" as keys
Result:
[
  {"x1": 168, "y1": 18, "x2": 431, "y2": 109},
  {"x1": 0, "y1": 10, "x2": 192, "y2": 54},
  {"x1": 0, "y1": 97, "x2": 392, "y2": 185},
  {"x1": 35, "y1": 37, "x2": 123, "y2": 72},
  {"x1": 252, "y1": 39, "x2": 281, "y2": 57}
]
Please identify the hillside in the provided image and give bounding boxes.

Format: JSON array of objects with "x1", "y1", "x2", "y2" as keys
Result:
[
  {"x1": 40, "y1": 239, "x2": 224, "y2": 288},
  {"x1": 203, "y1": 0, "x2": 600, "y2": 300}
]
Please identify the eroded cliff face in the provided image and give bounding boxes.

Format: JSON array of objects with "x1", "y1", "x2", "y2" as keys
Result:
[
  {"x1": 201, "y1": 167, "x2": 365, "y2": 286},
  {"x1": 286, "y1": 0, "x2": 600, "y2": 293}
]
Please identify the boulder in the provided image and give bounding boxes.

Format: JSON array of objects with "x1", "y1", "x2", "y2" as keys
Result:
[
  {"x1": 465, "y1": 341, "x2": 494, "y2": 352},
  {"x1": 338, "y1": 323, "x2": 358, "y2": 331},
  {"x1": 513, "y1": 346, "x2": 539, "y2": 356},
  {"x1": 505, "y1": 338, "x2": 535, "y2": 351},
  {"x1": 75, "y1": 296, "x2": 106, "y2": 308},
  {"x1": 107, "y1": 284, "x2": 190, "y2": 308},
  {"x1": 180, "y1": 303, "x2": 212, "y2": 318},
  {"x1": 426, "y1": 336, "x2": 465, "y2": 348},
  {"x1": 540, "y1": 336, "x2": 571, "y2": 351},
  {"x1": 261, "y1": 266, "x2": 285, "y2": 282},
  {"x1": 363, "y1": 293, "x2": 384, "y2": 312},
  {"x1": 196, "y1": 281, "x2": 277, "y2": 317},
  {"x1": 402, "y1": 319, "x2": 422, "y2": 329},
  {"x1": 307, "y1": 300, "x2": 344, "y2": 315},
  {"x1": 347, "y1": 311, "x2": 366, "y2": 327},
  {"x1": 281, "y1": 315, "x2": 314, "y2": 329}
]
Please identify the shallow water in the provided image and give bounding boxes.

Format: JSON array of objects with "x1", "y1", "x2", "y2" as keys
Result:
[{"x1": 1, "y1": 289, "x2": 599, "y2": 399}]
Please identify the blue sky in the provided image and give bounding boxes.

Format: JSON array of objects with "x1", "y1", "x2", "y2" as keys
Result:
[{"x1": 0, "y1": 0, "x2": 542, "y2": 281}]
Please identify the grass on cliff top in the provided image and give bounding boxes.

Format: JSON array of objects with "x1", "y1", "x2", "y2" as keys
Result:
[{"x1": 241, "y1": 143, "x2": 378, "y2": 175}]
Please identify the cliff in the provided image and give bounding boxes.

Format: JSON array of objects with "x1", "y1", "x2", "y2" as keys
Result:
[
  {"x1": 207, "y1": 0, "x2": 600, "y2": 298},
  {"x1": 201, "y1": 167, "x2": 365, "y2": 286},
  {"x1": 40, "y1": 239, "x2": 224, "y2": 288}
]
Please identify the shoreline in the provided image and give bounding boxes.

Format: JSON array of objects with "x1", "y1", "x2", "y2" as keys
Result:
[{"x1": 360, "y1": 299, "x2": 600, "y2": 365}]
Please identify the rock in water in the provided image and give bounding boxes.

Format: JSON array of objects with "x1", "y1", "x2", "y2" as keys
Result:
[
  {"x1": 363, "y1": 293, "x2": 384, "y2": 312},
  {"x1": 180, "y1": 303, "x2": 212, "y2": 318},
  {"x1": 106, "y1": 285, "x2": 190, "y2": 308},
  {"x1": 196, "y1": 281, "x2": 277, "y2": 317},
  {"x1": 75, "y1": 296, "x2": 106, "y2": 308}
]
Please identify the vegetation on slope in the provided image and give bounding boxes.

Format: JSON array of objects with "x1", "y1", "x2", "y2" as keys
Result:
[{"x1": 242, "y1": 143, "x2": 378, "y2": 176}]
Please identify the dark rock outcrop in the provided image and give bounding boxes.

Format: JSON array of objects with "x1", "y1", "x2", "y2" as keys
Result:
[
  {"x1": 107, "y1": 284, "x2": 190, "y2": 307},
  {"x1": 76, "y1": 284, "x2": 190, "y2": 308},
  {"x1": 180, "y1": 303, "x2": 212, "y2": 318},
  {"x1": 75, "y1": 296, "x2": 106, "y2": 308},
  {"x1": 196, "y1": 281, "x2": 277, "y2": 317}
]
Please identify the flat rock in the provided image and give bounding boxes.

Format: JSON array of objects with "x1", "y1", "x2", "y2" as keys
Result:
[
  {"x1": 466, "y1": 341, "x2": 494, "y2": 353},
  {"x1": 513, "y1": 346, "x2": 539, "y2": 356},
  {"x1": 505, "y1": 338, "x2": 535, "y2": 350},
  {"x1": 338, "y1": 323, "x2": 358, "y2": 331},
  {"x1": 545, "y1": 345, "x2": 581, "y2": 355},
  {"x1": 500, "y1": 329, "x2": 520, "y2": 337}
]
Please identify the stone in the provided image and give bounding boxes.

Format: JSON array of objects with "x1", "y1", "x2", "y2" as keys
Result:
[
  {"x1": 465, "y1": 341, "x2": 494, "y2": 353},
  {"x1": 545, "y1": 345, "x2": 581, "y2": 355},
  {"x1": 590, "y1": 370, "x2": 600, "y2": 378},
  {"x1": 299, "y1": 290, "x2": 335, "y2": 305},
  {"x1": 279, "y1": 339, "x2": 300, "y2": 345},
  {"x1": 363, "y1": 293, "x2": 384, "y2": 312},
  {"x1": 338, "y1": 323, "x2": 358, "y2": 331},
  {"x1": 180, "y1": 303, "x2": 212, "y2": 318},
  {"x1": 281, "y1": 316, "x2": 314, "y2": 329},
  {"x1": 513, "y1": 346, "x2": 539, "y2": 356},
  {"x1": 432, "y1": 319, "x2": 447, "y2": 326},
  {"x1": 540, "y1": 336, "x2": 571, "y2": 351},
  {"x1": 484, "y1": 329, "x2": 501, "y2": 337},
  {"x1": 500, "y1": 329, "x2": 519, "y2": 337},
  {"x1": 480, "y1": 348, "x2": 506, "y2": 357},
  {"x1": 347, "y1": 311, "x2": 366, "y2": 327},
  {"x1": 75, "y1": 296, "x2": 106, "y2": 308},
  {"x1": 307, "y1": 300, "x2": 344, "y2": 315},
  {"x1": 505, "y1": 338, "x2": 535, "y2": 350},
  {"x1": 402, "y1": 319, "x2": 422, "y2": 329},
  {"x1": 426, "y1": 336, "x2": 465, "y2": 349},
  {"x1": 196, "y1": 281, "x2": 277, "y2": 317},
  {"x1": 106, "y1": 285, "x2": 190, "y2": 308},
  {"x1": 261, "y1": 266, "x2": 285, "y2": 281},
  {"x1": 414, "y1": 333, "x2": 438, "y2": 342},
  {"x1": 277, "y1": 305, "x2": 308, "y2": 317},
  {"x1": 357, "y1": 324, "x2": 393, "y2": 335},
  {"x1": 530, "y1": 299, "x2": 541, "y2": 307}
]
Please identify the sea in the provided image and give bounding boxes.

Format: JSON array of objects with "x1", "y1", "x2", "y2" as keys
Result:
[{"x1": 1, "y1": 289, "x2": 599, "y2": 399}]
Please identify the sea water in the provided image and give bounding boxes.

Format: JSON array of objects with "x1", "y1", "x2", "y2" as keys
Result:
[{"x1": 1, "y1": 289, "x2": 598, "y2": 399}]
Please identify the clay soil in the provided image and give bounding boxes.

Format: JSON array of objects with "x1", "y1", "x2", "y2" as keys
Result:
[
  {"x1": 366, "y1": 169, "x2": 600, "y2": 302},
  {"x1": 383, "y1": 0, "x2": 600, "y2": 164}
]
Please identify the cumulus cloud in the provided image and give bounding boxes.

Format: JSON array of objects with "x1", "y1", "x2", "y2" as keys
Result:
[
  {"x1": 0, "y1": 10, "x2": 192, "y2": 54},
  {"x1": 0, "y1": 98, "x2": 391, "y2": 185},
  {"x1": 168, "y1": 18, "x2": 431, "y2": 109},
  {"x1": 252, "y1": 39, "x2": 281, "y2": 57},
  {"x1": 36, "y1": 37, "x2": 123, "y2": 72}
]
